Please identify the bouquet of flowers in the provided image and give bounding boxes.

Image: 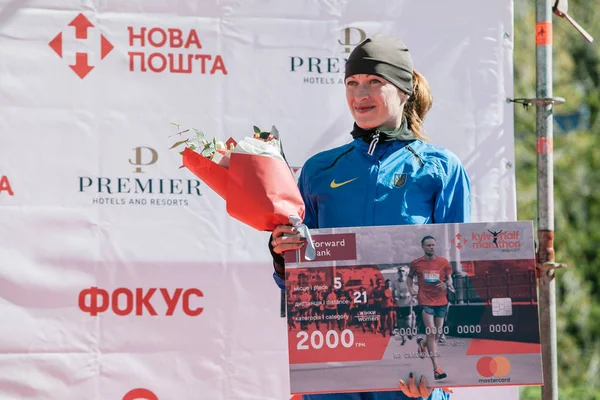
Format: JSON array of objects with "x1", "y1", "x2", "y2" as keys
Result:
[{"x1": 170, "y1": 124, "x2": 316, "y2": 260}]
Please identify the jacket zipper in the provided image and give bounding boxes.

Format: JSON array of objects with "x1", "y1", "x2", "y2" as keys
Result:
[
  {"x1": 406, "y1": 145, "x2": 425, "y2": 167},
  {"x1": 367, "y1": 130, "x2": 380, "y2": 156}
]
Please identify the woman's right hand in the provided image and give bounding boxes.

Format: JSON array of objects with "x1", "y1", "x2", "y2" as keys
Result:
[{"x1": 271, "y1": 224, "x2": 306, "y2": 254}]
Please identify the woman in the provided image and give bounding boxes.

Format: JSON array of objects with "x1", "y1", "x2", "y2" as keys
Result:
[{"x1": 269, "y1": 34, "x2": 470, "y2": 400}]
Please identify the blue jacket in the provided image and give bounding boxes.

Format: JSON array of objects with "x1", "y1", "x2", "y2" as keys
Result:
[{"x1": 272, "y1": 134, "x2": 471, "y2": 400}]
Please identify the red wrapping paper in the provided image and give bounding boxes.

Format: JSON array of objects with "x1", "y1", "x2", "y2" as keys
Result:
[
  {"x1": 182, "y1": 147, "x2": 228, "y2": 199},
  {"x1": 182, "y1": 147, "x2": 305, "y2": 232}
]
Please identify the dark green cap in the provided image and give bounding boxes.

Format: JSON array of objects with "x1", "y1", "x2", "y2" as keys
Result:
[{"x1": 344, "y1": 34, "x2": 414, "y2": 95}]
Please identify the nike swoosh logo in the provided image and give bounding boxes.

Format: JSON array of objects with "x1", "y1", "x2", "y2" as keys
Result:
[{"x1": 330, "y1": 177, "x2": 358, "y2": 188}]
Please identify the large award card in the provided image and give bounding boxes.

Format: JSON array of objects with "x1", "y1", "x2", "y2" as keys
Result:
[{"x1": 283, "y1": 222, "x2": 543, "y2": 395}]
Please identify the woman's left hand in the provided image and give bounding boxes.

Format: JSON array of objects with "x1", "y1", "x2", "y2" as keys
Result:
[
  {"x1": 398, "y1": 374, "x2": 453, "y2": 398},
  {"x1": 398, "y1": 373, "x2": 432, "y2": 398}
]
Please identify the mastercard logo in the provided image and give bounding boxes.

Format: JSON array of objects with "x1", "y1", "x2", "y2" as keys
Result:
[{"x1": 476, "y1": 356, "x2": 511, "y2": 378}]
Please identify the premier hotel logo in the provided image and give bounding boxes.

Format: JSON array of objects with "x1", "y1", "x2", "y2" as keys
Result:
[
  {"x1": 284, "y1": 233, "x2": 357, "y2": 263},
  {"x1": 129, "y1": 146, "x2": 158, "y2": 173},
  {"x1": 338, "y1": 27, "x2": 367, "y2": 53},
  {"x1": 78, "y1": 146, "x2": 202, "y2": 206},
  {"x1": 471, "y1": 229, "x2": 521, "y2": 251},
  {"x1": 290, "y1": 26, "x2": 367, "y2": 84}
]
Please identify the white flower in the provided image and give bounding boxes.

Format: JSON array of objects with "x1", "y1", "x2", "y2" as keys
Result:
[{"x1": 215, "y1": 141, "x2": 226, "y2": 151}]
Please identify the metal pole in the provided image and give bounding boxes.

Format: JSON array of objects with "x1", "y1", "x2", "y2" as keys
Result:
[{"x1": 535, "y1": 0, "x2": 559, "y2": 399}]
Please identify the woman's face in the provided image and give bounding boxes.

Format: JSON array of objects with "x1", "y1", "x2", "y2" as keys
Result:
[{"x1": 345, "y1": 74, "x2": 408, "y2": 130}]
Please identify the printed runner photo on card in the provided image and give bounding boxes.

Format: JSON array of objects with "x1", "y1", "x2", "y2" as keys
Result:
[{"x1": 283, "y1": 221, "x2": 543, "y2": 395}]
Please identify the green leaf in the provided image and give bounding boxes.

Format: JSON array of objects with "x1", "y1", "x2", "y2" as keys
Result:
[
  {"x1": 253, "y1": 125, "x2": 261, "y2": 134},
  {"x1": 188, "y1": 144, "x2": 196, "y2": 151},
  {"x1": 169, "y1": 139, "x2": 188, "y2": 150},
  {"x1": 179, "y1": 151, "x2": 185, "y2": 155},
  {"x1": 259, "y1": 131, "x2": 270, "y2": 139},
  {"x1": 192, "y1": 129, "x2": 204, "y2": 138}
]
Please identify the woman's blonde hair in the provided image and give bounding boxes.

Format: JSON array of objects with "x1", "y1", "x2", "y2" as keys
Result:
[{"x1": 403, "y1": 70, "x2": 433, "y2": 141}]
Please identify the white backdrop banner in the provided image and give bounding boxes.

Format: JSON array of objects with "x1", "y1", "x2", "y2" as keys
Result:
[{"x1": 0, "y1": 0, "x2": 516, "y2": 399}]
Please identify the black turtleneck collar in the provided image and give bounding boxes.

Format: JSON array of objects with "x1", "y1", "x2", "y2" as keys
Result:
[{"x1": 351, "y1": 117, "x2": 417, "y2": 144}]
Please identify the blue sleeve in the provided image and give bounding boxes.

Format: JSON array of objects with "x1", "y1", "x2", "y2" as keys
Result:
[
  {"x1": 271, "y1": 166, "x2": 319, "y2": 290},
  {"x1": 273, "y1": 272, "x2": 285, "y2": 290},
  {"x1": 430, "y1": 388, "x2": 452, "y2": 400},
  {"x1": 433, "y1": 152, "x2": 471, "y2": 224},
  {"x1": 298, "y1": 166, "x2": 318, "y2": 229},
  {"x1": 315, "y1": 388, "x2": 451, "y2": 400}
]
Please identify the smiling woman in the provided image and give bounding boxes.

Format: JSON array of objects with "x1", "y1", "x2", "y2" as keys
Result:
[
  {"x1": 346, "y1": 70, "x2": 432, "y2": 140},
  {"x1": 267, "y1": 34, "x2": 471, "y2": 400},
  {"x1": 345, "y1": 74, "x2": 408, "y2": 130}
]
